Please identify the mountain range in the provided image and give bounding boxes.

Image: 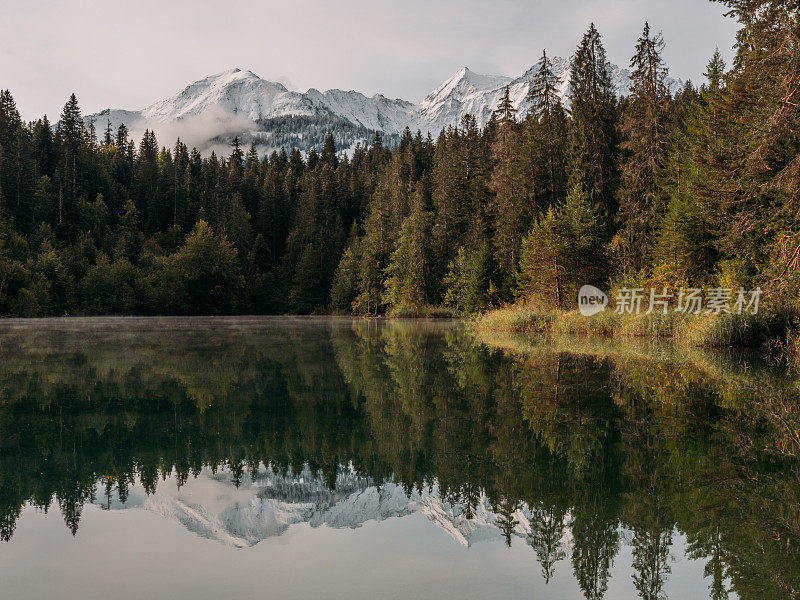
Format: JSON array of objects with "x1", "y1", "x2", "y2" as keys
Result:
[
  {"x1": 85, "y1": 60, "x2": 683, "y2": 156},
  {"x1": 93, "y1": 465, "x2": 563, "y2": 549}
]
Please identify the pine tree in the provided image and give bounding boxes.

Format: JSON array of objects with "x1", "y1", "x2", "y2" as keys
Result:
[
  {"x1": 56, "y1": 94, "x2": 84, "y2": 154},
  {"x1": 651, "y1": 100, "x2": 717, "y2": 284},
  {"x1": 431, "y1": 128, "x2": 467, "y2": 268},
  {"x1": 160, "y1": 219, "x2": 243, "y2": 314},
  {"x1": 0, "y1": 90, "x2": 28, "y2": 224},
  {"x1": 567, "y1": 24, "x2": 618, "y2": 221},
  {"x1": 527, "y1": 50, "x2": 568, "y2": 210},
  {"x1": 442, "y1": 241, "x2": 498, "y2": 314},
  {"x1": 357, "y1": 175, "x2": 398, "y2": 314},
  {"x1": 615, "y1": 23, "x2": 672, "y2": 277},
  {"x1": 171, "y1": 138, "x2": 189, "y2": 228},
  {"x1": 330, "y1": 222, "x2": 361, "y2": 311},
  {"x1": 687, "y1": 1, "x2": 800, "y2": 292},
  {"x1": 704, "y1": 48, "x2": 726, "y2": 92},
  {"x1": 518, "y1": 182, "x2": 605, "y2": 308},
  {"x1": 51, "y1": 94, "x2": 87, "y2": 234},
  {"x1": 133, "y1": 130, "x2": 159, "y2": 231},
  {"x1": 490, "y1": 86, "x2": 530, "y2": 289},
  {"x1": 229, "y1": 136, "x2": 244, "y2": 174},
  {"x1": 102, "y1": 119, "x2": 114, "y2": 148},
  {"x1": 383, "y1": 180, "x2": 434, "y2": 309},
  {"x1": 460, "y1": 114, "x2": 492, "y2": 247},
  {"x1": 518, "y1": 206, "x2": 569, "y2": 307},
  {"x1": 32, "y1": 116, "x2": 56, "y2": 178},
  {"x1": 321, "y1": 133, "x2": 338, "y2": 168},
  {"x1": 289, "y1": 242, "x2": 324, "y2": 313}
]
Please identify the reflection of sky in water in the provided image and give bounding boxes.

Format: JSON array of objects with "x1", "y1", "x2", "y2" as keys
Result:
[
  {"x1": 1, "y1": 467, "x2": 719, "y2": 600},
  {"x1": 0, "y1": 317, "x2": 788, "y2": 599}
]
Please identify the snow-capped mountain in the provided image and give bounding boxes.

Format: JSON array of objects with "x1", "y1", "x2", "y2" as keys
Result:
[
  {"x1": 418, "y1": 56, "x2": 682, "y2": 133},
  {"x1": 85, "y1": 61, "x2": 683, "y2": 156},
  {"x1": 93, "y1": 465, "x2": 552, "y2": 550},
  {"x1": 137, "y1": 68, "x2": 419, "y2": 134}
]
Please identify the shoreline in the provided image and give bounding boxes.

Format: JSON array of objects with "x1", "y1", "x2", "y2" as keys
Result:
[{"x1": 471, "y1": 305, "x2": 800, "y2": 350}]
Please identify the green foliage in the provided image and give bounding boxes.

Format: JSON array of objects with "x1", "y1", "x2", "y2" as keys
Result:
[
  {"x1": 443, "y1": 242, "x2": 499, "y2": 314},
  {"x1": 81, "y1": 253, "x2": 138, "y2": 314},
  {"x1": 489, "y1": 87, "x2": 531, "y2": 285},
  {"x1": 518, "y1": 183, "x2": 606, "y2": 308},
  {"x1": 0, "y1": 6, "x2": 798, "y2": 316},
  {"x1": 616, "y1": 22, "x2": 673, "y2": 276},
  {"x1": 383, "y1": 184, "x2": 434, "y2": 309},
  {"x1": 525, "y1": 51, "x2": 569, "y2": 211},
  {"x1": 157, "y1": 220, "x2": 243, "y2": 315},
  {"x1": 568, "y1": 24, "x2": 618, "y2": 218},
  {"x1": 330, "y1": 224, "x2": 361, "y2": 312}
]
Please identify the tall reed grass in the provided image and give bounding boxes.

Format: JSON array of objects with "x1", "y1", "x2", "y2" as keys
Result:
[{"x1": 473, "y1": 304, "x2": 800, "y2": 349}]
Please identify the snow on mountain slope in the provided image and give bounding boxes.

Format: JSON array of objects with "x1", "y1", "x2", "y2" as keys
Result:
[
  {"x1": 84, "y1": 60, "x2": 684, "y2": 155},
  {"x1": 92, "y1": 465, "x2": 540, "y2": 550},
  {"x1": 420, "y1": 56, "x2": 684, "y2": 131},
  {"x1": 84, "y1": 108, "x2": 144, "y2": 137},
  {"x1": 85, "y1": 69, "x2": 417, "y2": 154},
  {"x1": 418, "y1": 67, "x2": 513, "y2": 129},
  {"x1": 141, "y1": 68, "x2": 302, "y2": 123},
  {"x1": 307, "y1": 88, "x2": 419, "y2": 135}
]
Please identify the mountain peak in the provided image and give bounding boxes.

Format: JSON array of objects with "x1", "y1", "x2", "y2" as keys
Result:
[
  {"x1": 422, "y1": 66, "x2": 512, "y2": 111},
  {"x1": 141, "y1": 67, "x2": 289, "y2": 123},
  {"x1": 206, "y1": 68, "x2": 261, "y2": 84},
  {"x1": 85, "y1": 58, "x2": 686, "y2": 157}
]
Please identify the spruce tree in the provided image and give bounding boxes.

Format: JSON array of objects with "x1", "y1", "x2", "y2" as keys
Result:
[
  {"x1": 616, "y1": 22, "x2": 672, "y2": 276},
  {"x1": 52, "y1": 94, "x2": 87, "y2": 234},
  {"x1": 32, "y1": 116, "x2": 56, "y2": 178},
  {"x1": 704, "y1": 48, "x2": 726, "y2": 92},
  {"x1": 133, "y1": 130, "x2": 159, "y2": 231},
  {"x1": 527, "y1": 50, "x2": 569, "y2": 210},
  {"x1": 229, "y1": 136, "x2": 244, "y2": 174},
  {"x1": 321, "y1": 133, "x2": 338, "y2": 168},
  {"x1": 0, "y1": 90, "x2": 33, "y2": 226},
  {"x1": 567, "y1": 24, "x2": 618, "y2": 221},
  {"x1": 490, "y1": 86, "x2": 529, "y2": 290},
  {"x1": 431, "y1": 128, "x2": 467, "y2": 269},
  {"x1": 383, "y1": 180, "x2": 434, "y2": 309},
  {"x1": 330, "y1": 222, "x2": 361, "y2": 311},
  {"x1": 518, "y1": 182, "x2": 604, "y2": 308}
]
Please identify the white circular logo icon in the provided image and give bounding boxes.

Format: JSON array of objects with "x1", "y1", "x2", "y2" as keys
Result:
[{"x1": 578, "y1": 285, "x2": 608, "y2": 317}]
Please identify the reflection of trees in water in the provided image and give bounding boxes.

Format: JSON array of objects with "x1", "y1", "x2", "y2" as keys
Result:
[
  {"x1": 527, "y1": 501, "x2": 568, "y2": 584},
  {"x1": 0, "y1": 319, "x2": 798, "y2": 599}
]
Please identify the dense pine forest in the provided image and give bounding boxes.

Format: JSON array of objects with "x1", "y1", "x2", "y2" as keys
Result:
[{"x1": 0, "y1": 0, "x2": 797, "y2": 316}]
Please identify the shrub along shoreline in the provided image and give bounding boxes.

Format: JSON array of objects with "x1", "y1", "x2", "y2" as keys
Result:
[{"x1": 472, "y1": 305, "x2": 800, "y2": 349}]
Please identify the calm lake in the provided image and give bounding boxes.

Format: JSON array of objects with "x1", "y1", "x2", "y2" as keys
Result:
[{"x1": 0, "y1": 317, "x2": 797, "y2": 599}]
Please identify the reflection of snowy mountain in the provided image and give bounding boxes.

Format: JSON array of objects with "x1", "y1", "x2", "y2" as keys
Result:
[{"x1": 93, "y1": 466, "x2": 550, "y2": 549}]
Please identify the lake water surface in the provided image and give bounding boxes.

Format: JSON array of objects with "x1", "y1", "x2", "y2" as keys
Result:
[{"x1": 0, "y1": 317, "x2": 797, "y2": 599}]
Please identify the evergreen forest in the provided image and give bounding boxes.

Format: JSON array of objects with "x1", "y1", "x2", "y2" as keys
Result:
[{"x1": 0, "y1": 1, "x2": 796, "y2": 316}]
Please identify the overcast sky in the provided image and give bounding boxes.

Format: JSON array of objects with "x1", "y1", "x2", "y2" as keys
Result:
[{"x1": 2, "y1": 0, "x2": 739, "y2": 121}]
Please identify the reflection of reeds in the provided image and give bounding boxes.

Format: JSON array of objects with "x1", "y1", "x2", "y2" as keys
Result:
[
  {"x1": 473, "y1": 305, "x2": 800, "y2": 349},
  {"x1": 473, "y1": 326, "x2": 791, "y2": 383},
  {"x1": 474, "y1": 324, "x2": 800, "y2": 458},
  {"x1": 386, "y1": 304, "x2": 461, "y2": 319}
]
